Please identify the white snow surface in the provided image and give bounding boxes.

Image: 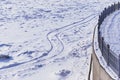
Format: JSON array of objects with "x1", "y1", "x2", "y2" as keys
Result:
[{"x1": 0, "y1": 0, "x2": 119, "y2": 80}]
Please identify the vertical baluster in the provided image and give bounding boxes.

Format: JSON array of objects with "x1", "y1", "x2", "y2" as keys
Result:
[
  {"x1": 119, "y1": 54, "x2": 120, "y2": 78},
  {"x1": 107, "y1": 44, "x2": 110, "y2": 66}
]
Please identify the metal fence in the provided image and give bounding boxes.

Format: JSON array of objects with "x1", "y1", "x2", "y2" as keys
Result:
[{"x1": 98, "y1": 2, "x2": 120, "y2": 78}]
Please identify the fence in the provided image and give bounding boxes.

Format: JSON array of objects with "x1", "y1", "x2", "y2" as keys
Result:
[{"x1": 98, "y1": 2, "x2": 120, "y2": 78}]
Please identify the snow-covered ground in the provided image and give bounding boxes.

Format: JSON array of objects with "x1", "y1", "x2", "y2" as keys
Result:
[{"x1": 0, "y1": 0, "x2": 119, "y2": 80}]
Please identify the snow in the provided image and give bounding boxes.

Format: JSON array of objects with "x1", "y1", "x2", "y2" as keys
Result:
[{"x1": 0, "y1": 0, "x2": 119, "y2": 80}]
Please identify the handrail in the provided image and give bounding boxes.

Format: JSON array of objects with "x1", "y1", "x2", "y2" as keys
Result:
[{"x1": 96, "y1": 2, "x2": 120, "y2": 78}]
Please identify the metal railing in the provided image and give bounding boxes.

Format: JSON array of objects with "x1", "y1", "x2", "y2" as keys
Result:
[{"x1": 98, "y1": 2, "x2": 120, "y2": 78}]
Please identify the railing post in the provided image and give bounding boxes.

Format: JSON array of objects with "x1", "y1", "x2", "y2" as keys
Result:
[
  {"x1": 107, "y1": 44, "x2": 110, "y2": 66},
  {"x1": 114, "y1": 3, "x2": 116, "y2": 11},
  {"x1": 118, "y1": 2, "x2": 120, "y2": 9},
  {"x1": 119, "y1": 54, "x2": 120, "y2": 78},
  {"x1": 98, "y1": 31, "x2": 101, "y2": 49},
  {"x1": 116, "y1": 3, "x2": 118, "y2": 10},
  {"x1": 101, "y1": 37, "x2": 104, "y2": 55}
]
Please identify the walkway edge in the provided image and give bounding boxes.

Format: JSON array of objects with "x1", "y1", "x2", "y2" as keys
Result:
[{"x1": 92, "y1": 25, "x2": 114, "y2": 80}]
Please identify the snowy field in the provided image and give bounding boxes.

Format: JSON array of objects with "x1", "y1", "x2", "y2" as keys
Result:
[{"x1": 0, "y1": 0, "x2": 119, "y2": 80}]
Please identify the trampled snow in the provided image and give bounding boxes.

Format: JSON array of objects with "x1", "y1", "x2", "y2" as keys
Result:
[{"x1": 0, "y1": 0, "x2": 119, "y2": 80}]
